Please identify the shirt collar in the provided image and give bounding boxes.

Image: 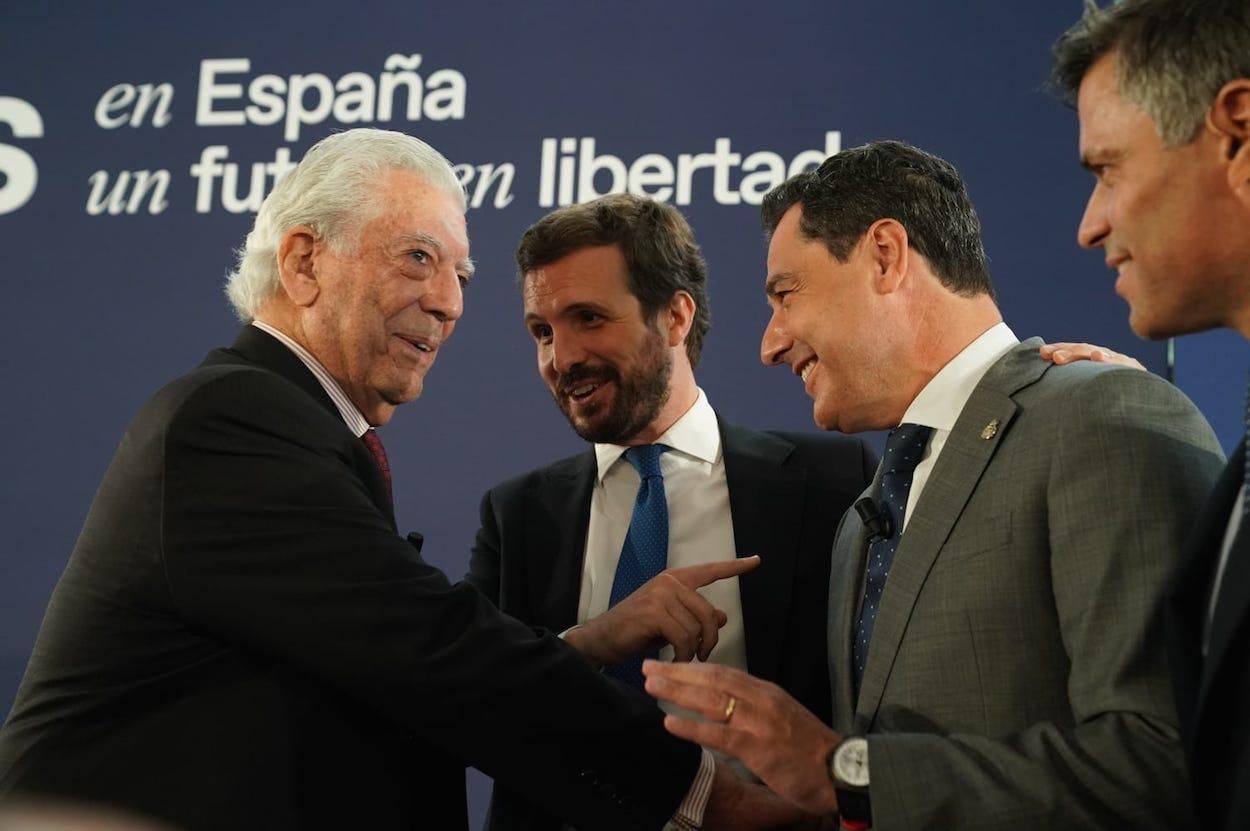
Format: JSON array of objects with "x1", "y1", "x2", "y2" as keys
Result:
[
  {"x1": 251, "y1": 320, "x2": 372, "y2": 438},
  {"x1": 593, "y1": 388, "x2": 721, "y2": 482},
  {"x1": 901, "y1": 322, "x2": 1019, "y2": 432}
]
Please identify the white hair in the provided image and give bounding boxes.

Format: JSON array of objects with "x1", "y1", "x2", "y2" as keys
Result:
[{"x1": 224, "y1": 128, "x2": 467, "y2": 321}]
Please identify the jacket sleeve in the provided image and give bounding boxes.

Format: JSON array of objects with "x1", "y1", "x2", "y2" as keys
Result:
[{"x1": 158, "y1": 369, "x2": 699, "y2": 831}]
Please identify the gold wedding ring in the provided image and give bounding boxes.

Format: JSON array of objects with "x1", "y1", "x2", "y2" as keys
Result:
[{"x1": 723, "y1": 695, "x2": 737, "y2": 723}]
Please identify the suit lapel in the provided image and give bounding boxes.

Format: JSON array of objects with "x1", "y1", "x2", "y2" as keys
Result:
[
  {"x1": 828, "y1": 476, "x2": 879, "y2": 733},
  {"x1": 1196, "y1": 441, "x2": 1250, "y2": 728},
  {"x1": 528, "y1": 454, "x2": 597, "y2": 631},
  {"x1": 214, "y1": 326, "x2": 396, "y2": 528},
  {"x1": 854, "y1": 341, "x2": 1043, "y2": 727},
  {"x1": 1170, "y1": 442, "x2": 1241, "y2": 746},
  {"x1": 721, "y1": 419, "x2": 807, "y2": 684}
]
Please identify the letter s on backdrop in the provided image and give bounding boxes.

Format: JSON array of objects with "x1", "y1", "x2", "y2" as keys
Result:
[{"x1": 0, "y1": 97, "x2": 43, "y2": 215}]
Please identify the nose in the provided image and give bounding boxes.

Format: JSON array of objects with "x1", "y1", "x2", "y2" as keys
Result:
[
  {"x1": 1077, "y1": 184, "x2": 1109, "y2": 250},
  {"x1": 549, "y1": 329, "x2": 588, "y2": 376},
  {"x1": 760, "y1": 308, "x2": 793, "y2": 367},
  {"x1": 422, "y1": 265, "x2": 464, "y2": 323}
]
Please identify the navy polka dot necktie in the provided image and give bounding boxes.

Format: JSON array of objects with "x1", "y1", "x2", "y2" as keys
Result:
[
  {"x1": 604, "y1": 444, "x2": 670, "y2": 689},
  {"x1": 852, "y1": 423, "x2": 933, "y2": 699}
]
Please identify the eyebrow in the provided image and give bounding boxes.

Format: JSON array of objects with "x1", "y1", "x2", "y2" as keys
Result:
[
  {"x1": 764, "y1": 271, "x2": 795, "y2": 298},
  {"x1": 1079, "y1": 147, "x2": 1124, "y2": 171},
  {"x1": 399, "y1": 232, "x2": 476, "y2": 280},
  {"x1": 524, "y1": 301, "x2": 607, "y2": 325}
]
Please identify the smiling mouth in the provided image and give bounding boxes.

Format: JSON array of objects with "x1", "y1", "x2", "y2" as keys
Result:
[
  {"x1": 564, "y1": 379, "x2": 611, "y2": 404},
  {"x1": 397, "y1": 335, "x2": 435, "y2": 354},
  {"x1": 798, "y1": 358, "x2": 817, "y2": 384}
]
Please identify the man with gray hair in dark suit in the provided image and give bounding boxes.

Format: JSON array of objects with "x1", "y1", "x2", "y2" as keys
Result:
[{"x1": 0, "y1": 128, "x2": 809, "y2": 831}]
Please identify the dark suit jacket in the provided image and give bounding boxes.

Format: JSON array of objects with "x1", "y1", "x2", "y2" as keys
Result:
[
  {"x1": 1167, "y1": 439, "x2": 1250, "y2": 831},
  {"x1": 467, "y1": 420, "x2": 876, "y2": 831},
  {"x1": 0, "y1": 327, "x2": 699, "y2": 831}
]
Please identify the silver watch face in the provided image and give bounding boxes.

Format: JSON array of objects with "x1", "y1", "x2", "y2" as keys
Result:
[{"x1": 833, "y1": 737, "x2": 870, "y2": 788}]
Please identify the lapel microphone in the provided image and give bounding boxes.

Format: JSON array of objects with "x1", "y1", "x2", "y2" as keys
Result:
[{"x1": 853, "y1": 496, "x2": 892, "y2": 543}]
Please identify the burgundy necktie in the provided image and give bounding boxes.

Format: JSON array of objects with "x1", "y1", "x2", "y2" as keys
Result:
[{"x1": 360, "y1": 429, "x2": 392, "y2": 502}]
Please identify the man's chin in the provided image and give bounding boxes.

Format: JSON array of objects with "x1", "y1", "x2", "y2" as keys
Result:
[
  {"x1": 370, "y1": 381, "x2": 424, "y2": 424},
  {"x1": 1128, "y1": 307, "x2": 1206, "y2": 341},
  {"x1": 565, "y1": 411, "x2": 610, "y2": 443}
]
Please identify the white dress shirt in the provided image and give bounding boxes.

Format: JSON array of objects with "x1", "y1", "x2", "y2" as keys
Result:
[
  {"x1": 897, "y1": 322, "x2": 1020, "y2": 530},
  {"x1": 579, "y1": 388, "x2": 749, "y2": 675}
]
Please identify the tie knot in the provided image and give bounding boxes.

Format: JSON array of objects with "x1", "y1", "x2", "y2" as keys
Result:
[
  {"x1": 883, "y1": 423, "x2": 933, "y2": 474},
  {"x1": 624, "y1": 444, "x2": 668, "y2": 479}
]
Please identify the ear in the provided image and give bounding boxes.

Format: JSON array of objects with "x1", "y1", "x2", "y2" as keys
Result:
[
  {"x1": 1207, "y1": 79, "x2": 1250, "y2": 199},
  {"x1": 277, "y1": 226, "x2": 322, "y2": 308},
  {"x1": 663, "y1": 290, "x2": 697, "y2": 349},
  {"x1": 863, "y1": 218, "x2": 909, "y2": 294}
]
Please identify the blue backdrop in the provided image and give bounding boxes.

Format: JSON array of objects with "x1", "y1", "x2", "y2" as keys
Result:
[{"x1": 3, "y1": 2, "x2": 1244, "y2": 825}]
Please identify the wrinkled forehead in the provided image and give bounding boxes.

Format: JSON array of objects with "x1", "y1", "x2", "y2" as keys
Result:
[{"x1": 365, "y1": 172, "x2": 472, "y2": 263}]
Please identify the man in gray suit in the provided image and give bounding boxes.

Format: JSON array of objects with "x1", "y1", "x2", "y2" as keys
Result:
[{"x1": 644, "y1": 140, "x2": 1225, "y2": 829}]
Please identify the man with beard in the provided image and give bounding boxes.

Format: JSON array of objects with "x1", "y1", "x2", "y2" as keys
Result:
[{"x1": 466, "y1": 194, "x2": 875, "y2": 831}]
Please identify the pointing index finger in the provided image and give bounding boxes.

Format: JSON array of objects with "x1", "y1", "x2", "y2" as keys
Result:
[{"x1": 672, "y1": 554, "x2": 761, "y2": 589}]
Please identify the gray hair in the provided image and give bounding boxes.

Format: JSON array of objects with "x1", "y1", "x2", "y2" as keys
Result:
[
  {"x1": 225, "y1": 128, "x2": 466, "y2": 321},
  {"x1": 1051, "y1": 0, "x2": 1250, "y2": 146}
]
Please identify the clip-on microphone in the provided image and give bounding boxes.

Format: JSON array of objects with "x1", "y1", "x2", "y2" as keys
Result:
[{"x1": 853, "y1": 496, "x2": 892, "y2": 543}]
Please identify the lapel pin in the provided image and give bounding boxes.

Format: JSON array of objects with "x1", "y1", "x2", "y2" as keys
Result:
[{"x1": 981, "y1": 419, "x2": 999, "y2": 441}]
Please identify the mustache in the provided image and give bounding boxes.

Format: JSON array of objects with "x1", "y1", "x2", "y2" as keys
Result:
[{"x1": 556, "y1": 364, "x2": 619, "y2": 396}]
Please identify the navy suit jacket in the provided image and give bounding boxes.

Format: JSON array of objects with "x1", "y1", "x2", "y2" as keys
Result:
[
  {"x1": 467, "y1": 420, "x2": 876, "y2": 831},
  {"x1": 1168, "y1": 439, "x2": 1250, "y2": 831}
]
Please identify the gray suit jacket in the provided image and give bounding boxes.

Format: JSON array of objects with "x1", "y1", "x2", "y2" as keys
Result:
[{"x1": 828, "y1": 339, "x2": 1224, "y2": 830}]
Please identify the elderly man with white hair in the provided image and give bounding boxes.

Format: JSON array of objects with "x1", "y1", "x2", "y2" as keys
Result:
[{"x1": 0, "y1": 129, "x2": 799, "y2": 831}]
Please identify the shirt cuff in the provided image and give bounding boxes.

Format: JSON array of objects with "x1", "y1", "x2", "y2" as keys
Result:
[{"x1": 671, "y1": 749, "x2": 715, "y2": 829}]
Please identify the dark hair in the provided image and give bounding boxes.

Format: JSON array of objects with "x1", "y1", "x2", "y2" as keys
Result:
[
  {"x1": 1051, "y1": 0, "x2": 1250, "y2": 145},
  {"x1": 761, "y1": 140, "x2": 994, "y2": 298},
  {"x1": 516, "y1": 194, "x2": 711, "y2": 366}
]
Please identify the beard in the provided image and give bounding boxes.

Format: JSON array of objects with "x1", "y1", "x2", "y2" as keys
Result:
[{"x1": 554, "y1": 326, "x2": 672, "y2": 445}]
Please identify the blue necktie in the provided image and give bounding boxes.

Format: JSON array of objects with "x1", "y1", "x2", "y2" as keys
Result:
[
  {"x1": 852, "y1": 423, "x2": 933, "y2": 698},
  {"x1": 604, "y1": 444, "x2": 670, "y2": 689}
]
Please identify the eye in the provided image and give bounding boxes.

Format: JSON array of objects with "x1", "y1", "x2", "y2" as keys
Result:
[
  {"x1": 529, "y1": 324, "x2": 553, "y2": 344},
  {"x1": 1088, "y1": 164, "x2": 1113, "y2": 185},
  {"x1": 410, "y1": 249, "x2": 431, "y2": 265},
  {"x1": 457, "y1": 273, "x2": 471, "y2": 289},
  {"x1": 576, "y1": 310, "x2": 604, "y2": 326}
]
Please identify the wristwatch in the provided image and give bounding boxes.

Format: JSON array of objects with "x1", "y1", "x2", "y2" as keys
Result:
[{"x1": 828, "y1": 736, "x2": 872, "y2": 828}]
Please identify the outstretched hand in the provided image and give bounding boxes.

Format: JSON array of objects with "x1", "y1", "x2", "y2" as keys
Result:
[{"x1": 565, "y1": 556, "x2": 761, "y2": 667}]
